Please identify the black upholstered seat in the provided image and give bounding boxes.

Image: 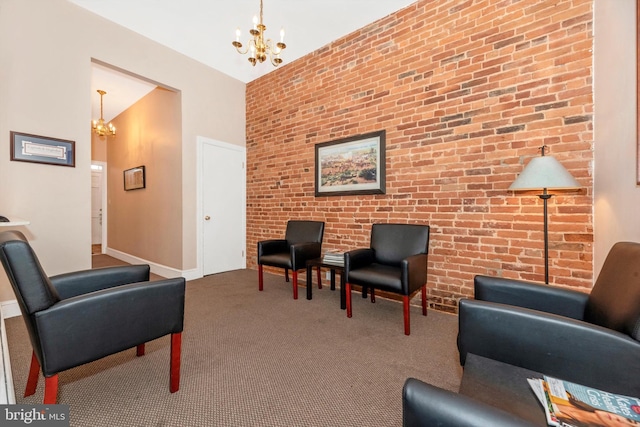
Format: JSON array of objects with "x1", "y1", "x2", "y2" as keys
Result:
[
  {"x1": 402, "y1": 241, "x2": 640, "y2": 426},
  {"x1": 0, "y1": 230, "x2": 185, "y2": 404},
  {"x1": 457, "y1": 241, "x2": 640, "y2": 396},
  {"x1": 257, "y1": 220, "x2": 324, "y2": 299},
  {"x1": 344, "y1": 223, "x2": 430, "y2": 335}
]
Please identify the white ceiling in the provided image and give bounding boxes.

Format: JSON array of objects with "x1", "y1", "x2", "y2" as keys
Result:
[{"x1": 74, "y1": 0, "x2": 415, "y2": 121}]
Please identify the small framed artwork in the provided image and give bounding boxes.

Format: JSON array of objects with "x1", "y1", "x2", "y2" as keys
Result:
[
  {"x1": 10, "y1": 131, "x2": 75, "y2": 167},
  {"x1": 315, "y1": 130, "x2": 386, "y2": 196},
  {"x1": 124, "y1": 166, "x2": 145, "y2": 191}
]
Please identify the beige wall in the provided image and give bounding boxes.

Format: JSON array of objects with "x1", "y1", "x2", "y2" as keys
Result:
[
  {"x1": 108, "y1": 88, "x2": 182, "y2": 268},
  {"x1": 91, "y1": 133, "x2": 107, "y2": 163},
  {"x1": 0, "y1": 0, "x2": 245, "y2": 301},
  {"x1": 593, "y1": 0, "x2": 640, "y2": 275}
]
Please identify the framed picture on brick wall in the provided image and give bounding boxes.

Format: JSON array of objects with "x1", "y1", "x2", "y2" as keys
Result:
[{"x1": 314, "y1": 130, "x2": 386, "y2": 197}]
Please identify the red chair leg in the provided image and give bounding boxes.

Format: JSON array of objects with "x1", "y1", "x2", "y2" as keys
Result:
[
  {"x1": 421, "y1": 285, "x2": 428, "y2": 316},
  {"x1": 43, "y1": 375, "x2": 59, "y2": 404},
  {"x1": 403, "y1": 295, "x2": 411, "y2": 335},
  {"x1": 317, "y1": 266, "x2": 322, "y2": 289},
  {"x1": 170, "y1": 332, "x2": 182, "y2": 393},
  {"x1": 24, "y1": 351, "x2": 40, "y2": 397},
  {"x1": 370, "y1": 288, "x2": 376, "y2": 303},
  {"x1": 292, "y1": 270, "x2": 299, "y2": 299},
  {"x1": 346, "y1": 282, "x2": 352, "y2": 318},
  {"x1": 137, "y1": 344, "x2": 145, "y2": 356},
  {"x1": 258, "y1": 265, "x2": 264, "y2": 291}
]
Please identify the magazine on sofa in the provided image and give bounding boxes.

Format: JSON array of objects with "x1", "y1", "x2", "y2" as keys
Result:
[{"x1": 529, "y1": 376, "x2": 640, "y2": 427}]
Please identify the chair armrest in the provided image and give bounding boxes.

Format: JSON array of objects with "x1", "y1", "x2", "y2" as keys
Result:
[
  {"x1": 49, "y1": 265, "x2": 151, "y2": 299},
  {"x1": 402, "y1": 378, "x2": 536, "y2": 427},
  {"x1": 474, "y1": 275, "x2": 589, "y2": 319},
  {"x1": 402, "y1": 254, "x2": 428, "y2": 294},
  {"x1": 34, "y1": 277, "x2": 185, "y2": 376},
  {"x1": 290, "y1": 242, "x2": 322, "y2": 270},
  {"x1": 457, "y1": 299, "x2": 640, "y2": 397},
  {"x1": 257, "y1": 239, "x2": 288, "y2": 260},
  {"x1": 344, "y1": 248, "x2": 375, "y2": 276}
]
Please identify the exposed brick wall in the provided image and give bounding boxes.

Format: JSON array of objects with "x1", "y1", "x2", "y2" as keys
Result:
[{"x1": 246, "y1": 0, "x2": 594, "y2": 313}]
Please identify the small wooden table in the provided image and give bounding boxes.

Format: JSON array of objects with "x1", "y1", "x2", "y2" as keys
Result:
[{"x1": 306, "y1": 258, "x2": 346, "y2": 309}]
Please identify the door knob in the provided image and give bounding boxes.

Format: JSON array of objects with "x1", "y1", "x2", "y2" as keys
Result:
[{"x1": 204, "y1": 216, "x2": 211, "y2": 220}]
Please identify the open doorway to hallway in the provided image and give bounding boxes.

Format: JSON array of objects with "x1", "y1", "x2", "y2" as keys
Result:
[{"x1": 91, "y1": 162, "x2": 106, "y2": 255}]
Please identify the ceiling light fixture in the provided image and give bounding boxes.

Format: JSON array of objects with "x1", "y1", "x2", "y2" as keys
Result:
[
  {"x1": 92, "y1": 89, "x2": 116, "y2": 137},
  {"x1": 232, "y1": 0, "x2": 286, "y2": 67}
]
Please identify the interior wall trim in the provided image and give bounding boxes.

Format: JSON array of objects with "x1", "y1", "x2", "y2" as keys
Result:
[{"x1": 105, "y1": 248, "x2": 201, "y2": 281}]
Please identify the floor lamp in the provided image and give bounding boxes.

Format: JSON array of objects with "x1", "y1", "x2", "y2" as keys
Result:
[{"x1": 509, "y1": 146, "x2": 580, "y2": 284}]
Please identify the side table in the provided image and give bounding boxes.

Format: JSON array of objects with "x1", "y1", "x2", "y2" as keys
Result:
[{"x1": 306, "y1": 258, "x2": 346, "y2": 309}]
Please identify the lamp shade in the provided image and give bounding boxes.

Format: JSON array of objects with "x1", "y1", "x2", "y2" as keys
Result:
[{"x1": 509, "y1": 155, "x2": 580, "y2": 191}]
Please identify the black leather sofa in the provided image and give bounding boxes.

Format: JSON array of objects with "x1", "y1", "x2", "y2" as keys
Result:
[{"x1": 403, "y1": 241, "x2": 640, "y2": 426}]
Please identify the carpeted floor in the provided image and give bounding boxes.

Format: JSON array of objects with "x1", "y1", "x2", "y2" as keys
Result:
[{"x1": 5, "y1": 263, "x2": 462, "y2": 426}]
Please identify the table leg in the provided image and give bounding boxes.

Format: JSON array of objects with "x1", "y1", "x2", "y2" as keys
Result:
[
  {"x1": 306, "y1": 265, "x2": 312, "y2": 300},
  {"x1": 330, "y1": 270, "x2": 336, "y2": 291},
  {"x1": 340, "y1": 271, "x2": 346, "y2": 310}
]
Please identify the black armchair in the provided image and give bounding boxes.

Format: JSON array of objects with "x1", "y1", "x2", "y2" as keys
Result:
[
  {"x1": 458, "y1": 241, "x2": 640, "y2": 397},
  {"x1": 0, "y1": 230, "x2": 185, "y2": 404},
  {"x1": 257, "y1": 220, "x2": 325, "y2": 299},
  {"x1": 402, "y1": 378, "x2": 537, "y2": 427},
  {"x1": 344, "y1": 223, "x2": 430, "y2": 335}
]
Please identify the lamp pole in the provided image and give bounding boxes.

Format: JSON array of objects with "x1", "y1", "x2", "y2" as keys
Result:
[{"x1": 539, "y1": 189, "x2": 552, "y2": 284}]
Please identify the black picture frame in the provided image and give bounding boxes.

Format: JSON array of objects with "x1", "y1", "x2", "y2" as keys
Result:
[
  {"x1": 10, "y1": 131, "x2": 75, "y2": 167},
  {"x1": 124, "y1": 165, "x2": 145, "y2": 191},
  {"x1": 315, "y1": 130, "x2": 386, "y2": 197}
]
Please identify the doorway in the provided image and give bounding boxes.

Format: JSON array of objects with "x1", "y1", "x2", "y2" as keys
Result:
[
  {"x1": 199, "y1": 137, "x2": 246, "y2": 275},
  {"x1": 91, "y1": 162, "x2": 107, "y2": 254}
]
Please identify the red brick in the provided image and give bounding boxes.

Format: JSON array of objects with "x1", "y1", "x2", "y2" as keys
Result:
[{"x1": 246, "y1": 0, "x2": 594, "y2": 313}]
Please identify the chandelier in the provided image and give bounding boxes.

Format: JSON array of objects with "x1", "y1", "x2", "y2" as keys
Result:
[
  {"x1": 92, "y1": 89, "x2": 116, "y2": 137},
  {"x1": 232, "y1": 0, "x2": 286, "y2": 67}
]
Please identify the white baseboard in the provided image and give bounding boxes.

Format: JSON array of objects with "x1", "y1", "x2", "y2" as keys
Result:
[{"x1": 105, "y1": 248, "x2": 202, "y2": 281}]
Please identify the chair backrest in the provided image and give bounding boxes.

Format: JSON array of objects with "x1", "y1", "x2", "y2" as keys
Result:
[
  {"x1": 0, "y1": 230, "x2": 60, "y2": 316},
  {"x1": 285, "y1": 220, "x2": 325, "y2": 246},
  {"x1": 370, "y1": 223, "x2": 430, "y2": 266},
  {"x1": 585, "y1": 241, "x2": 640, "y2": 341}
]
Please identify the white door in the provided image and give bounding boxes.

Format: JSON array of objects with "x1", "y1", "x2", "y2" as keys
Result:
[
  {"x1": 91, "y1": 168, "x2": 103, "y2": 246},
  {"x1": 202, "y1": 140, "x2": 246, "y2": 275}
]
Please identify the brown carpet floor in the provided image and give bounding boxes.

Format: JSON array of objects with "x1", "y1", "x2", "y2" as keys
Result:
[{"x1": 5, "y1": 263, "x2": 462, "y2": 426}]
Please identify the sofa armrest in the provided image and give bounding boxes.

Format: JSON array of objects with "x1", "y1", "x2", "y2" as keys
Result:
[
  {"x1": 35, "y1": 277, "x2": 185, "y2": 376},
  {"x1": 457, "y1": 299, "x2": 640, "y2": 397},
  {"x1": 474, "y1": 275, "x2": 589, "y2": 319},
  {"x1": 402, "y1": 254, "x2": 427, "y2": 294},
  {"x1": 257, "y1": 239, "x2": 288, "y2": 260},
  {"x1": 344, "y1": 248, "x2": 375, "y2": 276},
  {"x1": 290, "y1": 242, "x2": 322, "y2": 270},
  {"x1": 49, "y1": 265, "x2": 151, "y2": 299},
  {"x1": 402, "y1": 378, "x2": 536, "y2": 427}
]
